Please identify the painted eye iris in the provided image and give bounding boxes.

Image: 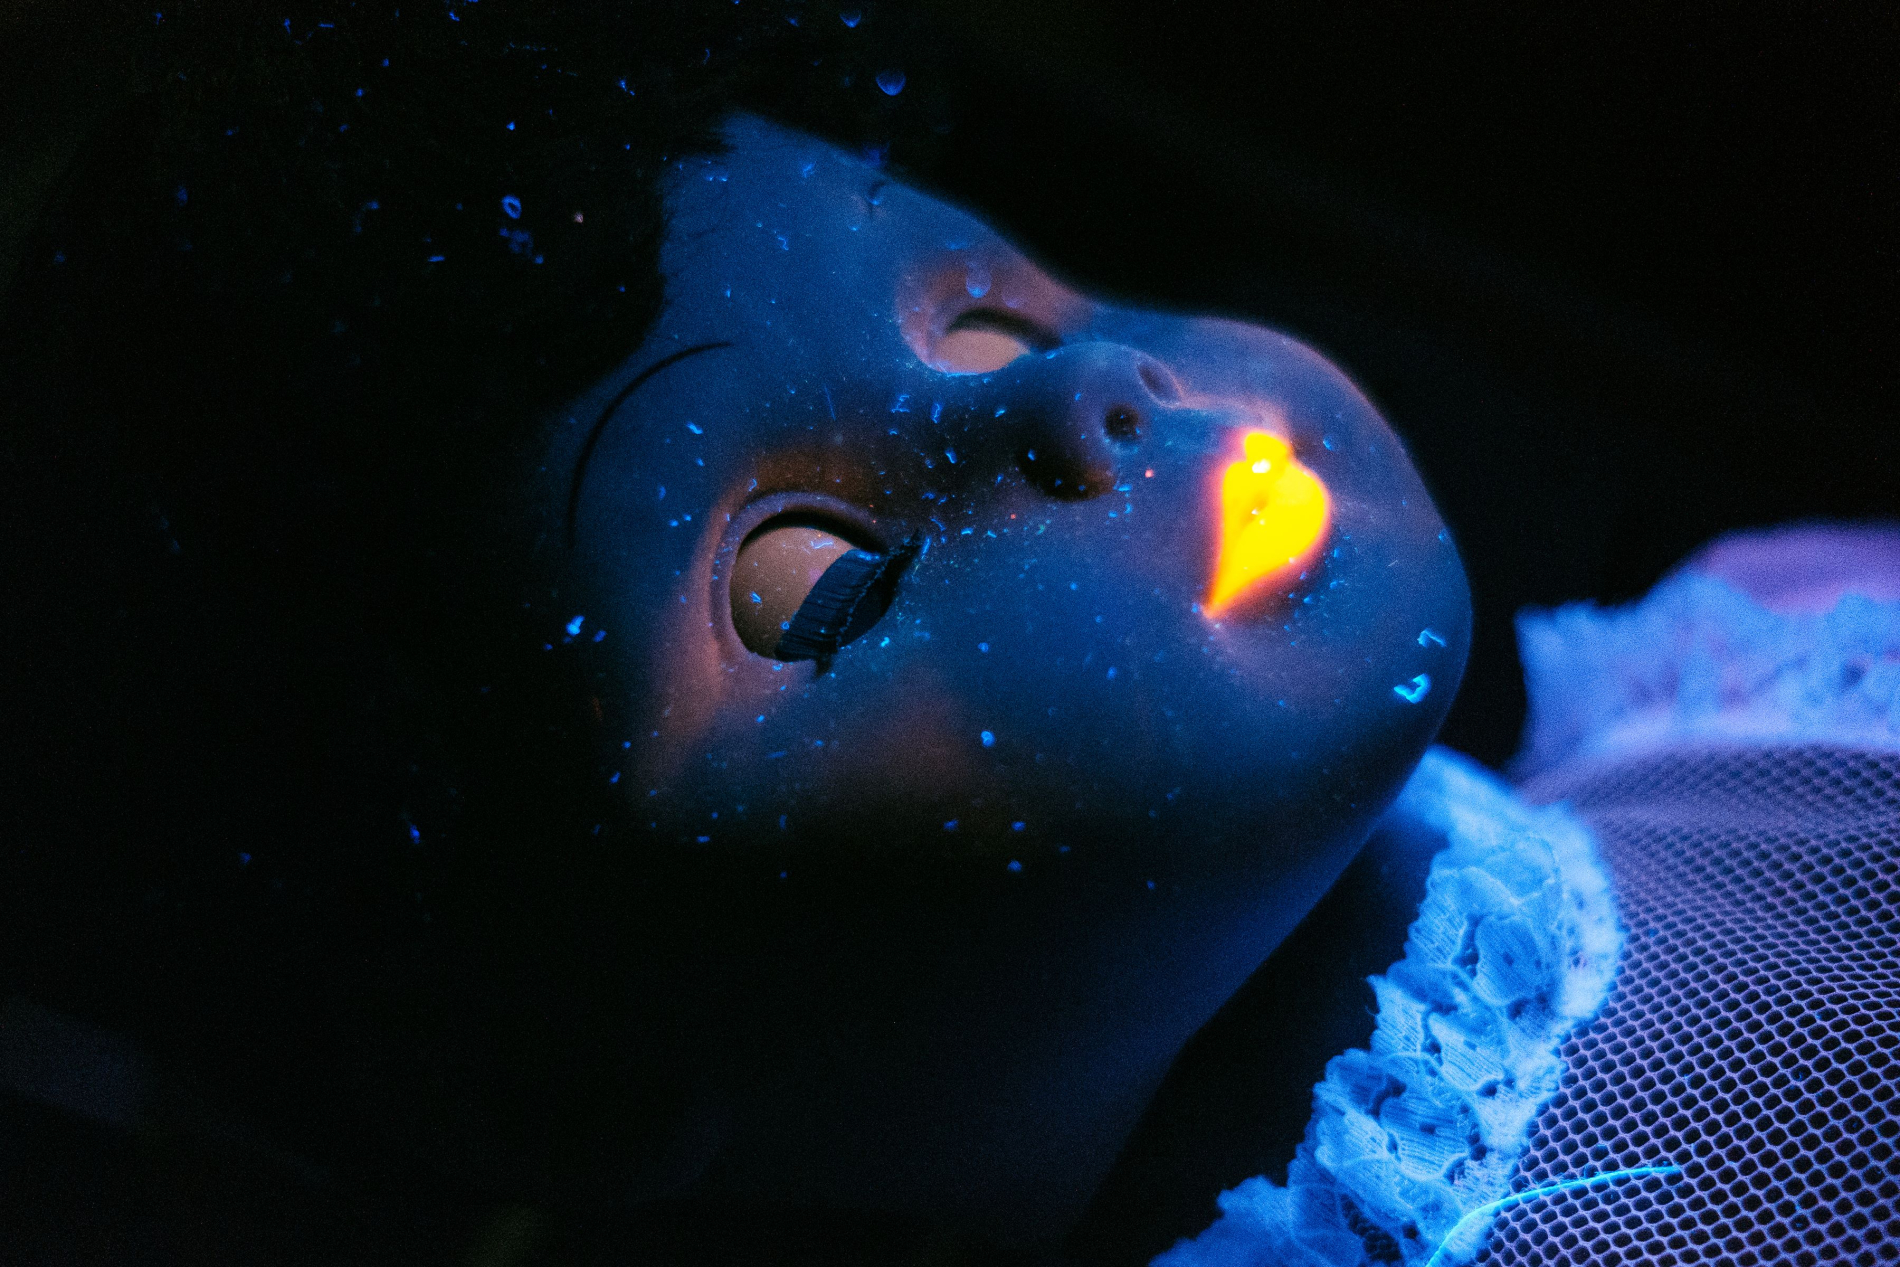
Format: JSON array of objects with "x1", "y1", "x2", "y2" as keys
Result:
[{"x1": 729, "y1": 519, "x2": 921, "y2": 661}]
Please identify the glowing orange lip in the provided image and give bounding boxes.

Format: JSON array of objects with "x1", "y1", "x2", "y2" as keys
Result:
[{"x1": 1203, "y1": 429, "x2": 1331, "y2": 618}]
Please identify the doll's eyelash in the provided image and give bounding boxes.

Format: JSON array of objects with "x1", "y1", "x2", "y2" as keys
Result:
[{"x1": 947, "y1": 308, "x2": 1062, "y2": 354}]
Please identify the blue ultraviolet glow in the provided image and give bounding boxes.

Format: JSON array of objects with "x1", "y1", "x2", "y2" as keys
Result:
[
  {"x1": 981, "y1": 730, "x2": 995, "y2": 747},
  {"x1": 1394, "y1": 673, "x2": 1431, "y2": 703},
  {"x1": 501, "y1": 194, "x2": 522, "y2": 219},
  {"x1": 1418, "y1": 627, "x2": 1448, "y2": 647},
  {"x1": 1423, "y1": 1167, "x2": 1683, "y2": 1267},
  {"x1": 840, "y1": 10, "x2": 862, "y2": 27},
  {"x1": 566, "y1": 615, "x2": 585, "y2": 636},
  {"x1": 1007, "y1": 860, "x2": 1023, "y2": 872},
  {"x1": 876, "y1": 70, "x2": 906, "y2": 96}
]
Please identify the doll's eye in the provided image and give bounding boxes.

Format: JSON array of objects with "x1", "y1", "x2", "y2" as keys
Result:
[
  {"x1": 729, "y1": 518, "x2": 921, "y2": 660},
  {"x1": 931, "y1": 308, "x2": 1062, "y2": 375}
]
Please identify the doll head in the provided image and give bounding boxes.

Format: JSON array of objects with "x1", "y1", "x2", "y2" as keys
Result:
[{"x1": 540, "y1": 113, "x2": 1471, "y2": 1235}]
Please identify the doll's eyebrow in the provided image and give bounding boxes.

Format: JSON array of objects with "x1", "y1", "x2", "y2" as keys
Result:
[
  {"x1": 947, "y1": 308, "x2": 1062, "y2": 353},
  {"x1": 566, "y1": 340, "x2": 733, "y2": 547}
]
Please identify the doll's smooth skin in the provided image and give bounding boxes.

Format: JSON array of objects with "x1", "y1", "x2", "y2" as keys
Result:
[{"x1": 544, "y1": 113, "x2": 1470, "y2": 1239}]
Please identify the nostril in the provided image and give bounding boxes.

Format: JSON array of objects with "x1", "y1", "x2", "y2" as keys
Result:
[
  {"x1": 1102, "y1": 404, "x2": 1142, "y2": 446},
  {"x1": 1136, "y1": 360, "x2": 1180, "y2": 404}
]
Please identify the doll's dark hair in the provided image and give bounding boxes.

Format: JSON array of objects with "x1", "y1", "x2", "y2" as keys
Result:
[{"x1": 1, "y1": 0, "x2": 950, "y2": 1190}]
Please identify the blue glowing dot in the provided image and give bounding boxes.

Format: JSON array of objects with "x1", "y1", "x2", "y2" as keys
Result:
[
  {"x1": 981, "y1": 730, "x2": 995, "y2": 747},
  {"x1": 565, "y1": 614, "x2": 585, "y2": 637},
  {"x1": 944, "y1": 819, "x2": 959, "y2": 831},
  {"x1": 501, "y1": 194, "x2": 522, "y2": 219},
  {"x1": 608, "y1": 771, "x2": 620, "y2": 784},
  {"x1": 697, "y1": 835, "x2": 711, "y2": 843},
  {"x1": 840, "y1": 10, "x2": 861, "y2": 26},
  {"x1": 977, "y1": 642, "x2": 989, "y2": 652},
  {"x1": 686, "y1": 422, "x2": 703, "y2": 434},
  {"x1": 505, "y1": 121, "x2": 515, "y2": 132},
  {"x1": 1394, "y1": 673, "x2": 1432, "y2": 704},
  {"x1": 238, "y1": 851, "x2": 252, "y2": 866},
  {"x1": 876, "y1": 69, "x2": 906, "y2": 95},
  {"x1": 406, "y1": 824, "x2": 420, "y2": 843},
  {"x1": 1418, "y1": 627, "x2": 1447, "y2": 647},
  {"x1": 1012, "y1": 821, "x2": 1026, "y2": 832},
  {"x1": 1007, "y1": 860, "x2": 1023, "y2": 872},
  {"x1": 592, "y1": 628, "x2": 605, "y2": 642}
]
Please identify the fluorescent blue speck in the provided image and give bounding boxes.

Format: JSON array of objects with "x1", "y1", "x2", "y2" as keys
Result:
[
  {"x1": 876, "y1": 70, "x2": 906, "y2": 95},
  {"x1": 565, "y1": 615, "x2": 585, "y2": 636},
  {"x1": 506, "y1": 121, "x2": 515, "y2": 131},
  {"x1": 944, "y1": 819, "x2": 959, "y2": 831},
  {"x1": 1012, "y1": 821, "x2": 1025, "y2": 831},
  {"x1": 1323, "y1": 434, "x2": 1338, "y2": 450},
  {"x1": 591, "y1": 628, "x2": 605, "y2": 642},
  {"x1": 501, "y1": 194, "x2": 521, "y2": 219},
  {"x1": 608, "y1": 771, "x2": 620, "y2": 784},
  {"x1": 1419, "y1": 627, "x2": 1447, "y2": 647},
  {"x1": 1007, "y1": 860, "x2": 1022, "y2": 872},
  {"x1": 238, "y1": 851, "x2": 252, "y2": 865},
  {"x1": 977, "y1": 642, "x2": 989, "y2": 652},
  {"x1": 840, "y1": 9, "x2": 861, "y2": 26},
  {"x1": 686, "y1": 422, "x2": 703, "y2": 434},
  {"x1": 981, "y1": 730, "x2": 995, "y2": 747},
  {"x1": 1394, "y1": 673, "x2": 1432, "y2": 703}
]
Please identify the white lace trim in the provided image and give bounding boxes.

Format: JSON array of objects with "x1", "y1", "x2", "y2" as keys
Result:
[
  {"x1": 1153, "y1": 748, "x2": 1621, "y2": 1267},
  {"x1": 1513, "y1": 574, "x2": 1900, "y2": 778}
]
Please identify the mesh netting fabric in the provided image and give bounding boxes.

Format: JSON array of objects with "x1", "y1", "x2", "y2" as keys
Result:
[{"x1": 1499, "y1": 743, "x2": 1900, "y2": 1266}]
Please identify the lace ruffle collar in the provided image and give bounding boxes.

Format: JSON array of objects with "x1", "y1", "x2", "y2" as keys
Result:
[{"x1": 1513, "y1": 573, "x2": 1900, "y2": 778}]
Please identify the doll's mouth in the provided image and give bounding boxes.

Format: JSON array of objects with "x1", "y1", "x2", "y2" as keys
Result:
[{"x1": 1202, "y1": 430, "x2": 1331, "y2": 618}]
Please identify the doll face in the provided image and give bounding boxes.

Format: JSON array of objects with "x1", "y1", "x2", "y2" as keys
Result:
[{"x1": 544, "y1": 114, "x2": 1469, "y2": 1234}]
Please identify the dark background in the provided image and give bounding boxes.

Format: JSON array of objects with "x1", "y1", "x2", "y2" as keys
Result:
[{"x1": 2, "y1": 1, "x2": 1894, "y2": 1263}]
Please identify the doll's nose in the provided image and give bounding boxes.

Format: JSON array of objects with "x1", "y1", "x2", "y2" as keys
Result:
[{"x1": 966, "y1": 343, "x2": 1186, "y2": 501}]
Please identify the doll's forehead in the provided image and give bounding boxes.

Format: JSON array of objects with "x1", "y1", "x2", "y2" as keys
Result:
[{"x1": 664, "y1": 112, "x2": 1030, "y2": 270}]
